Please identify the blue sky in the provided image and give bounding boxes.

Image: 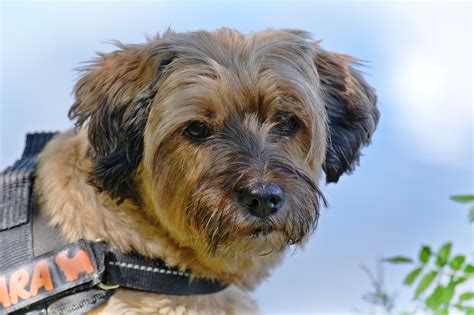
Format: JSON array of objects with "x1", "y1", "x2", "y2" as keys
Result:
[{"x1": 1, "y1": 1, "x2": 472, "y2": 313}]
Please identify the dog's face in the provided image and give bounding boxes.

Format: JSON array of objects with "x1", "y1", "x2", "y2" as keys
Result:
[{"x1": 69, "y1": 29, "x2": 378, "y2": 259}]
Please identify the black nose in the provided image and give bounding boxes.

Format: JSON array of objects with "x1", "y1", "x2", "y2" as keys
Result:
[{"x1": 239, "y1": 183, "x2": 284, "y2": 218}]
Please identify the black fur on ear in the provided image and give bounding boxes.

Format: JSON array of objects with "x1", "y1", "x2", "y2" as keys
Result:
[
  {"x1": 315, "y1": 50, "x2": 379, "y2": 183},
  {"x1": 69, "y1": 41, "x2": 176, "y2": 202}
]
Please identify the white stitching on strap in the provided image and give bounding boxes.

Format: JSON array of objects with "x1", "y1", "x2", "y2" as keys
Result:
[{"x1": 108, "y1": 261, "x2": 190, "y2": 277}]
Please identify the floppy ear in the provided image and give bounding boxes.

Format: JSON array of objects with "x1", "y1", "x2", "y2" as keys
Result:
[
  {"x1": 315, "y1": 49, "x2": 379, "y2": 183},
  {"x1": 69, "y1": 41, "x2": 175, "y2": 201}
]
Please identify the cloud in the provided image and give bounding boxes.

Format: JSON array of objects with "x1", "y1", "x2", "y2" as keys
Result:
[{"x1": 380, "y1": 3, "x2": 472, "y2": 168}]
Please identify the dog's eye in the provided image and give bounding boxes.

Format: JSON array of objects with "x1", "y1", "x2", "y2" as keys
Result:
[
  {"x1": 183, "y1": 122, "x2": 212, "y2": 142},
  {"x1": 275, "y1": 114, "x2": 300, "y2": 136}
]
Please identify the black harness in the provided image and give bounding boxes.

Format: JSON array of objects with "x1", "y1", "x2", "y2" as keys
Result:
[{"x1": 0, "y1": 133, "x2": 227, "y2": 314}]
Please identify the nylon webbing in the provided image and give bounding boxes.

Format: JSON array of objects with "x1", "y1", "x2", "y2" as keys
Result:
[
  {"x1": 0, "y1": 132, "x2": 56, "y2": 270},
  {"x1": 96, "y1": 245, "x2": 228, "y2": 295}
]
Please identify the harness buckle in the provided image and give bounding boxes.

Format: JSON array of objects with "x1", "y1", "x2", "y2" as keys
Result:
[{"x1": 97, "y1": 282, "x2": 120, "y2": 291}]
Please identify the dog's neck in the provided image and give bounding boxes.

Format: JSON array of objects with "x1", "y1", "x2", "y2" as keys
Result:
[{"x1": 35, "y1": 129, "x2": 284, "y2": 289}]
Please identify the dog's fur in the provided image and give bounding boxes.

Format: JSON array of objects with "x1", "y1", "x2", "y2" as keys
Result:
[{"x1": 34, "y1": 28, "x2": 378, "y2": 314}]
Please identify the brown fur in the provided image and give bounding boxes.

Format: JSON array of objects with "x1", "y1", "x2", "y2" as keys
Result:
[{"x1": 35, "y1": 28, "x2": 378, "y2": 313}]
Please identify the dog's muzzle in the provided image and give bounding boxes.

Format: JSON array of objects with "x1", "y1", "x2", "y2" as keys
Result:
[{"x1": 238, "y1": 182, "x2": 285, "y2": 218}]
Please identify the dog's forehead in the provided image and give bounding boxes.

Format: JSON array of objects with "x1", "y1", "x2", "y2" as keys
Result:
[
  {"x1": 154, "y1": 29, "x2": 321, "y2": 122},
  {"x1": 163, "y1": 28, "x2": 316, "y2": 67}
]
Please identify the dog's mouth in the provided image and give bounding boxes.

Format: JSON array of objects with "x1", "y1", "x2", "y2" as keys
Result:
[{"x1": 250, "y1": 223, "x2": 274, "y2": 238}]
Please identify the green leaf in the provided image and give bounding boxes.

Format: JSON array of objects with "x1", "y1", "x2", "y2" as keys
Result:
[
  {"x1": 454, "y1": 303, "x2": 464, "y2": 311},
  {"x1": 453, "y1": 276, "x2": 467, "y2": 285},
  {"x1": 384, "y1": 256, "x2": 413, "y2": 264},
  {"x1": 457, "y1": 305, "x2": 474, "y2": 315},
  {"x1": 419, "y1": 245, "x2": 431, "y2": 264},
  {"x1": 469, "y1": 206, "x2": 474, "y2": 223},
  {"x1": 450, "y1": 255, "x2": 465, "y2": 271},
  {"x1": 435, "y1": 242, "x2": 452, "y2": 267},
  {"x1": 425, "y1": 285, "x2": 443, "y2": 310},
  {"x1": 465, "y1": 264, "x2": 474, "y2": 276},
  {"x1": 425, "y1": 284, "x2": 455, "y2": 311},
  {"x1": 450, "y1": 195, "x2": 474, "y2": 203},
  {"x1": 414, "y1": 270, "x2": 437, "y2": 298},
  {"x1": 460, "y1": 292, "x2": 474, "y2": 302},
  {"x1": 404, "y1": 267, "x2": 423, "y2": 285},
  {"x1": 440, "y1": 283, "x2": 455, "y2": 306}
]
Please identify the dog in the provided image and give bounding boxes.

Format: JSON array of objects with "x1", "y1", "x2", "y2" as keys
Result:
[{"x1": 32, "y1": 28, "x2": 379, "y2": 313}]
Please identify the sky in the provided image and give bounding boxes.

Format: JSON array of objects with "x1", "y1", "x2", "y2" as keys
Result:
[{"x1": 1, "y1": 1, "x2": 472, "y2": 314}]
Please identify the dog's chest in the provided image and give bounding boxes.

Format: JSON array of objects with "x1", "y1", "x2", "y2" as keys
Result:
[{"x1": 92, "y1": 287, "x2": 258, "y2": 314}]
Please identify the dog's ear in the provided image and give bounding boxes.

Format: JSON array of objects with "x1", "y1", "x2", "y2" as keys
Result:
[
  {"x1": 69, "y1": 41, "x2": 175, "y2": 201},
  {"x1": 315, "y1": 49, "x2": 379, "y2": 183}
]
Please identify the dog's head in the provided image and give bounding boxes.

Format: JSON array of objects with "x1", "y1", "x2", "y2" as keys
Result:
[{"x1": 70, "y1": 29, "x2": 378, "y2": 258}]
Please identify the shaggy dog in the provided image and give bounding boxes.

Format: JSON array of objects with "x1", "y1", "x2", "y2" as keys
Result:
[{"x1": 34, "y1": 28, "x2": 378, "y2": 313}]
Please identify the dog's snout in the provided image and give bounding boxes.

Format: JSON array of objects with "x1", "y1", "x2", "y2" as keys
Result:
[{"x1": 239, "y1": 183, "x2": 284, "y2": 218}]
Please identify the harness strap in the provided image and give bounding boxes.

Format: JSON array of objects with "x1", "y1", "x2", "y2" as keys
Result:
[
  {"x1": 97, "y1": 245, "x2": 227, "y2": 296},
  {"x1": 0, "y1": 133, "x2": 57, "y2": 271},
  {"x1": 1, "y1": 239, "x2": 228, "y2": 313}
]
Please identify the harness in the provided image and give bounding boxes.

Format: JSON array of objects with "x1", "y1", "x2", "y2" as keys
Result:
[{"x1": 0, "y1": 133, "x2": 227, "y2": 314}]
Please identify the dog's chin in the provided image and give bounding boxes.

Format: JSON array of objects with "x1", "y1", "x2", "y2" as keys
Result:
[
  {"x1": 246, "y1": 229, "x2": 295, "y2": 256},
  {"x1": 238, "y1": 223, "x2": 306, "y2": 256},
  {"x1": 250, "y1": 225, "x2": 274, "y2": 239},
  {"x1": 199, "y1": 223, "x2": 307, "y2": 259},
  {"x1": 188, "y1": 204, "x2": 315, "y2": 257}
]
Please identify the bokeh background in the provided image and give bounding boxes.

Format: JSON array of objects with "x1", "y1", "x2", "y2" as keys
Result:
[{"x1": 1, "y1": 1, "x2": 472, "y2": 314}]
